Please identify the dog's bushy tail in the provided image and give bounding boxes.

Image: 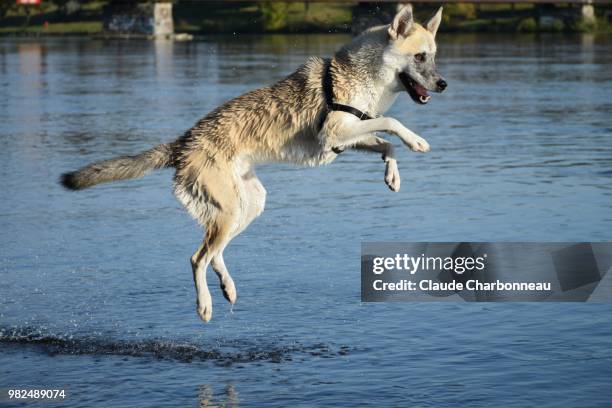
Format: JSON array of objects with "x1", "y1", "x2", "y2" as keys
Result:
[{"x1": 60, "y1": 142, "x2": 175, "y2": 190}]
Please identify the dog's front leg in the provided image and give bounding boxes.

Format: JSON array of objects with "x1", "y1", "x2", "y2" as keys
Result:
[
  {"x1": 330, "y1": 115, "x2": 430, "y2": 153},
  {"x1": 353, "y1": 135, "x2": 400, "y2": 192}
]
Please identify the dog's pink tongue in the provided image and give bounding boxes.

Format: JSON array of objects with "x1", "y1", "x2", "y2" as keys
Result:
[{"x1": 414, "y1": 82, "x2": 429, "y2": 97}]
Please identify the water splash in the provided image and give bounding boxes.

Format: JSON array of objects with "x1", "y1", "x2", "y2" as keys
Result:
[{"x1": 0, "y1": 326, "x2": 352, "y2": 366}]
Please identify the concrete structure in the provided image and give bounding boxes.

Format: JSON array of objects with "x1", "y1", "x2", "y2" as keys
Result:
[
  {"x1": 154, "y1": 2, "x2": 174, "y2": 38},
  {"x1": 580, "y1": 1, "x2": 597, "y2": 26}
]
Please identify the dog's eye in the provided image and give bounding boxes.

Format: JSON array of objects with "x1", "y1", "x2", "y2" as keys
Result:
[{"x1": 414, "y1": 53, "x2": 426, "y2": 63}]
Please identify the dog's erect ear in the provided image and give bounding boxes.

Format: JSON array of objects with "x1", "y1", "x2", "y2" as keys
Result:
[
  {"x1": 426, "y1": 7, "x2": 443, "y2": 37},
  {"x1": 388, "y1": 5, "x2": 414, "y2": 40}
]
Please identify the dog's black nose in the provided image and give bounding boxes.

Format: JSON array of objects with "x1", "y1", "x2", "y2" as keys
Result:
[{"x1": 437, "y1": 79, "x2": 447, "y2": 91}]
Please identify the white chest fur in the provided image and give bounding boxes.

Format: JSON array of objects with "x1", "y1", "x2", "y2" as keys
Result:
[{"x1": 350, "y1": 72, "x2": 400, "y2": 118}]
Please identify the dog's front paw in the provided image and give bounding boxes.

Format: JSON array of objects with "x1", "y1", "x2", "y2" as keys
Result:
[
  {"x1": 385, "y1": 160, "x2": 401, "y2": 192},
  {"x1": 406, "y1": 136, "x2": 430, "y2": 153}
]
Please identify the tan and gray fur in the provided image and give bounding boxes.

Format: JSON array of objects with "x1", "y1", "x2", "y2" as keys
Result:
[{"x1": 61, "y1": 5, "x2": 446, "y2": 323}]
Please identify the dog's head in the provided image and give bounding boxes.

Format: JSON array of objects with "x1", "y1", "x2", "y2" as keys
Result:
[{"x1": 385, "y1": 5, "x2": 446, "y2": 105}]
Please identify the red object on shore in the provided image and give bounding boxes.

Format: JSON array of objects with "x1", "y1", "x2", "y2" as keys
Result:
[{"x1": 17, "y1": 0, "x2": 41, "y2": 4}]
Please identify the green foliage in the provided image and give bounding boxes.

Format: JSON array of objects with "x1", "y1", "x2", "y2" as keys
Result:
[
  {"x1": 444, "y1": 4, "x2": 478, "y2": 20},
  {"x1": 571, "y1": 20, "x2": 598, "y2": 33},
  {"x1": 516, "y1": 17, "x2": 537, "y2": 32},
  {"x1": 0, "y1": 21, "x2": 102, "y2": 34},
  {"x1": 551, "y1": 18, "x2": 565, "y2": 32},
  {"x1": 258, "y1": 2, "x2": 288, "y2": 31}
]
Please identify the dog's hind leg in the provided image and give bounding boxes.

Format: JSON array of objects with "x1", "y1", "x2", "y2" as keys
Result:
[
  {"x1": 211, "y1": 252, "x2": 236, "y2": 305},
  {"x1": 190, "y1": 242, "x2": 211, "y2": 322},
  {"x1": 211, "y1": 171, "x2": 267, "y2": 305},
  {"x1": 191, "y1": 213, "x2": 236, "y2": 322}
]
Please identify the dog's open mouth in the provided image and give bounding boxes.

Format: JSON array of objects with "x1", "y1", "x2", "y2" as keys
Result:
[{"x1": 399, "y1": 72, "x2": 430, "y2": 105}]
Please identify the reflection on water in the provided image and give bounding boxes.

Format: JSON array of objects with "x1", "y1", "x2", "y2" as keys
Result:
[
  {"x1": 198, "y1": 384, "x2": 238, "y2": 408},
  {"x1": 1, "y1": 34, "x2": 612, "y2": 407},
  {"x1": 155, "y1": 39, "x2": 174, "y2": 80}
]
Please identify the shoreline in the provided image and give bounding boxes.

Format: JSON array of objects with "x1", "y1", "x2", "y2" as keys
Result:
[
  {"x1": 2, "y1": 30, "x2": 612, "y2": 41},
  {"x1": 1, "y1": 2, "x2": 611, "y2": 37},
  {"x1": 1, "y1": 22, "x2": 611, "y2": 38}
]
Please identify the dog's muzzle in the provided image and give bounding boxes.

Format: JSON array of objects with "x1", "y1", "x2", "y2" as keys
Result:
[
  {"x1": 399, "y1": 73, "x2": 447, "y2": 105},
  {"x1": 399, "y1": 72, "x2": 430, "y2": 105}
]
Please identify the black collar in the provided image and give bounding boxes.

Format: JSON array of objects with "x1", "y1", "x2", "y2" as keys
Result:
[
  {"x1": 322, "y1": 59, "x2": 373, "y2": 122},
  {"x1": 320, "y1": 60, "x2": 373, "y2": 155}
]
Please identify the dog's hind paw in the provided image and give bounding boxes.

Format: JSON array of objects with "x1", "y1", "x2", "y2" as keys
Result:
[
  {"x1": 221, "y1": 279, "x2": 237, "y2": 305},
  {"x1": 197, "y1": 302, "x2": 212, "y2": 323}
]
